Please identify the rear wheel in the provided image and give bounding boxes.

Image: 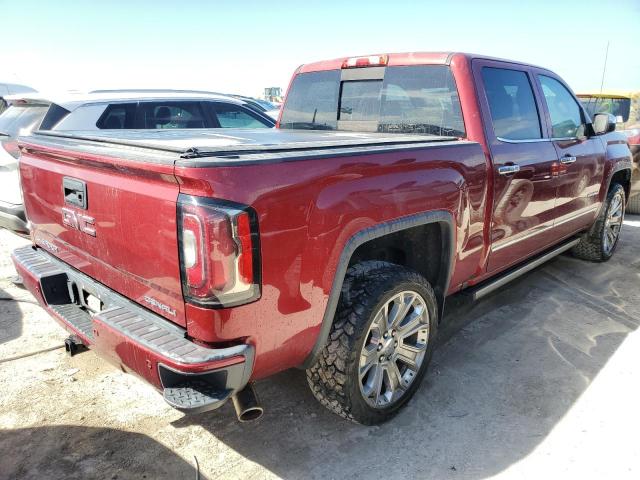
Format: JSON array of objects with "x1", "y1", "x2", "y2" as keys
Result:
[
  {"x1": 572, "y1": 183, "x2": 625, "y2": 262},
  {"x1": 306, "y1": 261, "x2": 438, "y2": 424}
]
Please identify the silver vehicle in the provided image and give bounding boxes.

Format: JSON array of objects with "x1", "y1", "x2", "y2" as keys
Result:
[
  {"x1": 0, "y1": 82, "x2": 37, "y2": 114},
  {"x1": 230, "y1": 95, "x2": 281, "y2": 120},
  {"x1": 40, "y1": 89, "x2": 276, "y2": 131},
  {"x1": 0, "y1": 90, "x2": 275, "y2": 234},
  {"x1": 0, "y1": 97, "x2": 50, "y2": 234}
]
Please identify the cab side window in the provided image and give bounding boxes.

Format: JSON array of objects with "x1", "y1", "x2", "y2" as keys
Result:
[
  {"x1": 481, "y1": 67, "x2": 542, "y2": 141},
  {"x1": 138, "y1": 102, "x2": 207, "y2": 129},
  {"x1": 539, "y1": 76, "x2": 584, "y2": 139},
  {"x1": 96, "y1": 103, "x2": 136, "y2": 129},
  {"x1": 210, "y1": 103, "x2": 271, "y2": 128}
]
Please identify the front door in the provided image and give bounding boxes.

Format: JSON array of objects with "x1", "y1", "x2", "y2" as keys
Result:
[
  {"x1": 536, "y1": 74, "x2": 605, "y2": 237},
  {"x1": 474, "y1": 62, "x2": 560, "y2": 273}
]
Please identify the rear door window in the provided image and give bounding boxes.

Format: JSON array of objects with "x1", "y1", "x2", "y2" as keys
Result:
[
  {"x1": 539, "y1": 76, "x2": 585, "y2": 138},
  {"x1": 96, "y1": 103, "x2": 136, "y2": 129},
  {"x1": 137, "y1": 102, "x2": 206, "y2": 129},
  {"x1": 210, "y1": 103, "x2": 272, "y2": 128},
  {"x1": 481, "y1": 67, "x2": 542, "y2": 140}
]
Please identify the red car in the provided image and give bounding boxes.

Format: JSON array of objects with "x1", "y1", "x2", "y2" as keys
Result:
[{"x1": 13, "y1": 52, "x2": 632, "y2": 424}]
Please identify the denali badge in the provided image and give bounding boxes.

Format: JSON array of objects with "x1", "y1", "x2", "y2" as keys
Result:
[
  {"x1": 40, "y1": 239, "x2": 59, "y2": 254},
  {"x1": 143, "y1": 295, "x2": 177, "y2": 317},
  {"x1": 62, "y1": 207, "x2": 96, "y2": 237}
]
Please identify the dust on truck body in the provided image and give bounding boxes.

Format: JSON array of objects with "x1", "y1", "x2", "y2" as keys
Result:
[{"x1": 13, "y1": 52, "x2": 632, "y2": 424}]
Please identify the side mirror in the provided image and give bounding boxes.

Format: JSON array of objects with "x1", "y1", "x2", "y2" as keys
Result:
[{"x1": 593, "y1": 113, "x2": 616, "y2": 135}]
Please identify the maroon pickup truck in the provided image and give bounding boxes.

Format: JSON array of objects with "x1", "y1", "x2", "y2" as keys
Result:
[{"x1": 13, "y1": 52, "x2": 632, "y2": 425}]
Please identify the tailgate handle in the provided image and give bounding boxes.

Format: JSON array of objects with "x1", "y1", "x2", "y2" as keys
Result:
[{"x1": 63, "y1": 177, "x2": 87, "y2": 210}]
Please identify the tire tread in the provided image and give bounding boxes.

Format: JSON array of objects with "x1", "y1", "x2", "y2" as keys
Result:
[
  {"x1": 572, "y1": 183, "x2": 625, "y2": 262},
  {"x1": 306, "y1": 261, "x2": 436, "y2": 424}
]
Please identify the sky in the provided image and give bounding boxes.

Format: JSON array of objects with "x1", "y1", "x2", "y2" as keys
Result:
[{"x1": 1, "y1": 0, "x2": 639, "y2": 98}]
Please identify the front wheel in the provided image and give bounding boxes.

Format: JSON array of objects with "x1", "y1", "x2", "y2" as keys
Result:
[
  {"x1": 572, "y1": 183, "x2": 625, "y2": 262},
  {"x1": 306, "y1": 261, "x2": 438, "y2": 424}
]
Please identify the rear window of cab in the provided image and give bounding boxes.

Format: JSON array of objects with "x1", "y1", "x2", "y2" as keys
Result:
[{"x1": 279, "y1": 65, "x2": 465, "y2": 137}]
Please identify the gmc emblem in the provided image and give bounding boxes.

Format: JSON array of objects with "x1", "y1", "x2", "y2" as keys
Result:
[{"x1": 62, "y1": 207, "x2": 96, "y2": 237}]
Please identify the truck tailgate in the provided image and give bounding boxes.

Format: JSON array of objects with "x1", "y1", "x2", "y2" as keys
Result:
[{"x1": 19, "y1": 139, "x2": 186, "y2": 326}]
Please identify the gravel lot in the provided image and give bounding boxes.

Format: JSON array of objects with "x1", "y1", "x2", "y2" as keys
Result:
[{"x1": 1, "y1": 218, "x2": 639, "y2": 480}]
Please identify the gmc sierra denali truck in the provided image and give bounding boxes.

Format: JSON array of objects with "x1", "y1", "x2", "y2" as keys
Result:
[{"x1": 13, "y1": 52, "x2": 632, "y2": 425}]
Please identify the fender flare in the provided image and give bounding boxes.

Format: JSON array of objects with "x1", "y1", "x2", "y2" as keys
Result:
[
  {"x1": 602, "y1": 161, "x2": 632, "y2": 205},
  {"x1": 301, "y1": 210, "x2": 455, "y2": 369},
  {"x1": 606, "y1": 162, "x2": 632, "y2": 187}
]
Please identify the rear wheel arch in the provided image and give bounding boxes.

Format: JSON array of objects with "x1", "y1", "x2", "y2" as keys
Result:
[{"x1": 301, "y1": 210, "x2": 455, "y2": 369}]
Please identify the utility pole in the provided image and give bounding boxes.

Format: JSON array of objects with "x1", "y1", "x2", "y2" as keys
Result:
[{"x1": 600, "y1": 41, "x2": 610, "y2": 93}]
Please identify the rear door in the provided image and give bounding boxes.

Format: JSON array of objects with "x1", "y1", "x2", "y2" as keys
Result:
[
  {"x1": 473, "y1": 61, "x2": 561, "y2": 273},
  {"x1": 535, "y1": 73, "x2": 605, "y2": 236}
]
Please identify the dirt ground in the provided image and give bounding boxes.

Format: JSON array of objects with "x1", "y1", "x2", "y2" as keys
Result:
[{"x1": 1, "y1": 217, "x2": 639, "y2": 480}]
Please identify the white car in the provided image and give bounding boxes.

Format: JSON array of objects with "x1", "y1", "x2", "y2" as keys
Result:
[
  {"x1": 0, "y1": 82, "x2": 37, "y2": 114},
  {"x1": 0, "y1": 90, "x2": 275, "y2": 234}
]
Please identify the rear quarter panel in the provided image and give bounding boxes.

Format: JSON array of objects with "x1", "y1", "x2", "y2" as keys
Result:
[{"x1": 176, "y1": 142, "x2": 487, "y2": 379}]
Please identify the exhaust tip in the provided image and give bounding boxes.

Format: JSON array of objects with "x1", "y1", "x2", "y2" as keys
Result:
[
  {"x1": 238, "y1": 405, "x2": 264, "y2": 422},
  {"x1": 232, "y1": 383, "x2": 263, "y2": 422}
]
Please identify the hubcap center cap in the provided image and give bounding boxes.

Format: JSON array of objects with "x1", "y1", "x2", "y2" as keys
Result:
[{"x1": 379, "y1": 335, "x2": 395, "y2": 357}]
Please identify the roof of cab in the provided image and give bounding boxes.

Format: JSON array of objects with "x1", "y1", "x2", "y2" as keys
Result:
[{"x1": 296, "y1": 51, "x2": 549, "y2": 74}]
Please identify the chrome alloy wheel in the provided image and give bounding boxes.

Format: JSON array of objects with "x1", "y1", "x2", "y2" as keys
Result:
[
  {"x1": 603, "y1": 190, "x2": 624, "y2": 255},
  {"x1": 359, "y1": 290, "x2": 430, "y2": 408}
]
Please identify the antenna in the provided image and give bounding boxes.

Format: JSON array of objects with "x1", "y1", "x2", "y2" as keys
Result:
[{"x1": 600, "y1": 41, "x2": 610, "y2": 93}]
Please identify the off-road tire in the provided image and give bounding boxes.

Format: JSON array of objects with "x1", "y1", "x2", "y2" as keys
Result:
[
  {"x1": 627, "y1": 193, "x2": 640, "y2": 214},
  {"x1": 572, "y1": 183, "x2": 625, "y2": 262},
  {"x1": 306, "y1": 261, "x2": 438, "y2": 425}
]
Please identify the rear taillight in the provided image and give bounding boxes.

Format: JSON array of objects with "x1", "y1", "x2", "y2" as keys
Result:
[
  {"x1": 341, "y1": 54, "x2": 388, "y2": 69},
  {"x1": 178, "y1": 194, "x2": 260, "y2": 308}
]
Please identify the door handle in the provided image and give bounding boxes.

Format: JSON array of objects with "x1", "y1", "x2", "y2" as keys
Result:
[
  {"x1": 498, "y1": 164, "x2": 520, "y2": 175},
  {"x1": 560, "y1": 155, "x2": 577, "y2": 164}
]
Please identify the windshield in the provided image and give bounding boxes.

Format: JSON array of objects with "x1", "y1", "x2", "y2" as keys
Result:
[
  {"x1": 280, "y1": 65, "x2": 465, "y2": 137},
  {"x1": 0, "y1": 105, "x2": 49, "y2": 138},
  {"x1": 579, "y1": 96, "x2": 631, "y2": 123}
]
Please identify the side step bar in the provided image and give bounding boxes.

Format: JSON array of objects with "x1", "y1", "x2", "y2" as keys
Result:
[{"x1": 470, "y1": 238, "x2": 580, "y2": 301}]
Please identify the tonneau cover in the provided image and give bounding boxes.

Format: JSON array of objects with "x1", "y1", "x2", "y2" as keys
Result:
[{"x1": 23, "y1": 129, "x2": 465, "y2": 166}]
